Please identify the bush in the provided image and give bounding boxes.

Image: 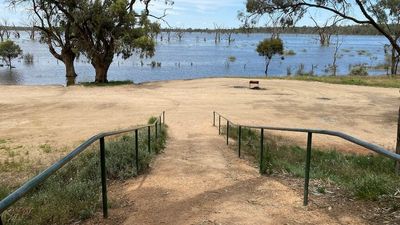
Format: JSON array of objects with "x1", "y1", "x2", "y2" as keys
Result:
[{"x1": 349, "y1": 65, "x2": 368, "y2": 76}]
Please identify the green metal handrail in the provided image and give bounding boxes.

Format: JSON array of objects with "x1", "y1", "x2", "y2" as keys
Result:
[
  {"x1": 213, "y1": 111, "x2": 400, "y2": 206},
  {"x1": 0, "y1": 111, "x2": 166, "y2": 224}
]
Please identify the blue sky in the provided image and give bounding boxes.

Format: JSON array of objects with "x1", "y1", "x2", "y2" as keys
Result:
[{"x1": 0, "y1": 0, "x2": 353, "y2": 28}]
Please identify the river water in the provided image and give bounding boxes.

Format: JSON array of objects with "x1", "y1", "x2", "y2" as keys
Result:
[{"x1": 0, "y1": 32, "x2": 389, "y2": 85}]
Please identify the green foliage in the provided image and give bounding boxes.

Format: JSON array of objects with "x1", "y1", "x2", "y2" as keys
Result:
[
  {"x1": 148, "y1": 116, "x2": 159, "y2": 124},
  {"x1": 350, "y1": 65, "x2": 369, "y2": 76},
  {"x1": 1, "y1": 118, "x2": 168, "y2": 225},
  {"x1": 227, "y1": 56, "x2": 237, "y2": 62},
  {"x1": 223, "y1": 126, "x2": 400, "y2": 201},
  {"x1": 0, "y1": 40, "x2": 22, "y2": 69},
  {"x1": 39, "y1": 144, "x2": 52, "y2": 153},
  {"x1": 33, "y1": 0, "x2": 169, "y2": 83},
  {"x1": 256, "y1": 38, "x2": 283, "y2": 60}
]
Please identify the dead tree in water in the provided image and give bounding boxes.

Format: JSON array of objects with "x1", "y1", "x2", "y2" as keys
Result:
[
  {"x1": 0, "y1": 20, "x2": 11, "y2": 41},
  {"x1": 214, "y1": 23, "x2": 222, "y2": 44},
  {"x1": 225, "y1": 30, "x2": 236, "y2": 45},
  {"x1": 310, "y1": 15, "x2": 341, "y2": 46},
  {"x1": 175, "y1": 28, "x2": 184, "y2": 42}
]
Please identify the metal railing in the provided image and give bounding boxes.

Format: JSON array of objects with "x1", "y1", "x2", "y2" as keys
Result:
[
  {"x1": 0, "y1": 111, "x2": 166, "y2": 224},
  {"x1": 213, "y1": 111, "x2": 400, "y2": 206}
]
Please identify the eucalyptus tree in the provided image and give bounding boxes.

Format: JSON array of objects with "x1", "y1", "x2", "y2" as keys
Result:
[
  {"x1": 53, "y1": 0, "x2": 168, "y2": 83},
  {"x1": 0, "y1": 40, "x2": 23, "y2": 69},
  {"x1": 10, "y1": 0, "x2": 79, "y2": 85},
  {"x1": 243, "y1": 0, "x2": 400, "y2": 75},
  {"x1": 256, "y1": 38, "x2": 284, "y2": 76},
  {"x1": 34, "y1": 1, "x2": 79, "y2": 85}
]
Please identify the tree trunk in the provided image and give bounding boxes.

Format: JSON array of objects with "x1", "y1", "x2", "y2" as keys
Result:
[
  {"x1": 396, "y1": 106, "x2": 400, "y2": 175},
  {"x1": 265, "y1": 58, "x2": 271, "y2": 77},
  {"x1": 93, "y1": 59, "x2": 112, "y2": 83},
  {"x1": 391, "y1": 48, "x2": 396, "y2": 75},
  {"x1": 62, "y1": 51, "x2": 77, "y2": 86},
  {"x1": 7, "y1": 56, "x2": 11, "y2": 69}
]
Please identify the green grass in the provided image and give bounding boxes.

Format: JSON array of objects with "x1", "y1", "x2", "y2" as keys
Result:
[
  {"x1": 1, "y1": 118, "x2": 167, "y2": 225},
  {"x1": 39, "y1": 144, "x2": 52, "y2": 153},
  {"x1": 269, "y1": 75, "x2": 400, "y2": 88},
  {"x1": 79, "y1": 80, "x2": 133, "y2": 87},
  {"x1": 222, "y1": 125, "x2": 400, "y2": 201}
]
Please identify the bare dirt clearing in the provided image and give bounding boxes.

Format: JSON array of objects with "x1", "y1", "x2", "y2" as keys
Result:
[{"x1": 0, "y1": 78, "x2": 397, "y2": 167}]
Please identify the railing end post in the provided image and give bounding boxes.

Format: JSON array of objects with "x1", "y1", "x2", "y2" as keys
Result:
[{"x1": 163, "y1": 111, "x2": 165, "y2": 124}]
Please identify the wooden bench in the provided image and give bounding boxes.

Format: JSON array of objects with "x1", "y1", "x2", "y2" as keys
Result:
[{"x1": 249, "y1": 80, "x2": 259, "y2": 89}]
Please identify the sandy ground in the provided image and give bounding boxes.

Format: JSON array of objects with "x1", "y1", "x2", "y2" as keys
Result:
[
  {"x1": 0, "y1": 78, "x2": 398, "y2": 166},
  {"x1": 0, "y1": 78, "x2": 398, "y2": 224}
]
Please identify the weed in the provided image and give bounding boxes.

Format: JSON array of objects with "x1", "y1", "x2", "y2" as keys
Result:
[{"x1": 39, "y1": 144, "x2": 52, "y2": 153}]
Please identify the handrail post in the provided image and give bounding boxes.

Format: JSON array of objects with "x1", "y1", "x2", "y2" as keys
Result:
[
  {"x1": 304, "y1": 132, "x2": 313, "y2": 206},
  {"x1": 159, "y1": 116, "x2": 162, "y2": 131},
  {"x1": 213, "y1": 111, "x2": 215, "y2": 126},
  {"x1": 238, "y1": 126, "x2": 242, "y2": 158},
  {"x1": 148, "y1": 126, "x2": 151, "y2": 153},
  {"x1": 260, "y1": 128, "x2": 264, "y2": 174},
  {"x1": 99, "y1": 137, "x2": 108, "y2": 218},
  {"x1": 218, "y1": 115, "x2": 221, "y2": 135},
  {"x1": 163, "y1": 111, "x2": 165, "y2": 125},
  {"x1": 226, "y1": 120, "x2": 229, "y2": 145},
  {"x1": 155, "y1": 122, "x2": 158, "y2": 140},
  {"x1": 135, "y1": 129, "x2": 139, "y2": 174}
]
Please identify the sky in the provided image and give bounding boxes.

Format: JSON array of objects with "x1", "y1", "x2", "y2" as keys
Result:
[{"x1": 0, "y1": 0, "x2": 354, "y2": 28}]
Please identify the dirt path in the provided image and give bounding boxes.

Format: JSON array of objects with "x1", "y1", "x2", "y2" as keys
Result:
[{"x1": 88, "y1": 109, "x2": 368, "y2": 225}]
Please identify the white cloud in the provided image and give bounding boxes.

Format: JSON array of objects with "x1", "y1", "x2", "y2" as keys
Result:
[{"x1": 173, "y1": 0, "x2": 243, "y2": 14}]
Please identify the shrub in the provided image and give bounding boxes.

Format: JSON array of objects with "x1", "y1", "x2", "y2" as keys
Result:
[{"x1": 350, "y1": 65, "x2": 368, "y2": 76}]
